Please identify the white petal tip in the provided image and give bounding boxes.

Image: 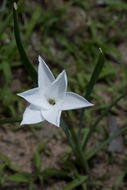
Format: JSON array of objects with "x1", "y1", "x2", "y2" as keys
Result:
[
  {"x1": 20, "y1": 122, "x2": 24, "y2": 126},
  {"x1": 17, "y1": 93, "x2": 23, "y2": 98},
  {"x1": 13, "y1": 2, "x2": 18, "y2": 10},
  {"x1": 99, "y1": 47, "x2": 103, "y2": 54},
  {"x1": 86, "y1": 103, "x2": 94, "y2": 107},
  {"x1": 38, "y1": 55, "x2": 45, "y2": 64},
  {"x1": 61, "y1": 70, "x2": 66, "y2": 75},
  {"x1": 17, "y1": 93, "x2": 21, "y2": 97},
  {"x1": 63, "y1": 70, "x2": 67, "y2": 76},
  {"x1": 38, "y1": 55, "x2": 47, "y2": 68},
  {"x1": 38, "y1": 55, "x2": 42, "y2": 61},
  {"x1": 89, "y1": 103, "x2": 94, "y2": 106},
  {"x1": 61, "y1": 70, "x2": 67, "y2": 80},
  {"x1": 49, "y1": 122, "x2": 60, "y2": 128}
]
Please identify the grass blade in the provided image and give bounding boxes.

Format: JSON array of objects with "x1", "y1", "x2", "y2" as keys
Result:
[
  {"x1": 33, "y1": 140, "x2": 47, "y2": 174},
  {"x1": 0, "y1": 12, "x2": 12, "y2": 37},
  {"x1": 62, "y1": 175, "x2": 88, "y2": 190},
  {"x1": 0, "y1": 117, "x2": 21, "y2": 124},
  {"x1": 7, "y1": 173, "x2": 32, "y2": 183},
  {"x1": 61, "y1": 119, "x2": 75, "y2": 153},
  {"x1": 86, "y1": 126, "x2": 127, "y2": 160},
  {"x1": 42, "y1": 168, "x2": 69, "y2": 181},
  {"x1": 114, "y1": 172, "x2": 126, "y2": 190},
  {"x1": 78, "y1": 49, "x2": 105, "y2": 136},
  {"x1": 25, "y1": 7, "x2": 42, "y2": 40},
  {"x1": 82, "y1": 90, "x2": 127, "y2": 151},
  {"x1": 85, "y1": 50, "x2": 105, "y2": 100},
  {"x1": 13, "y1": 3, "x2": 37, "y2": 84}
]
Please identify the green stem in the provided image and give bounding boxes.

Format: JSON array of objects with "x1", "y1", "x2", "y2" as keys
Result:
[
  {"x1": 69, "y1": 126, "x2": 90, "y2": 174},
  {"x1": 61, "y1": 119, "x2": 75, "y2": 153}
]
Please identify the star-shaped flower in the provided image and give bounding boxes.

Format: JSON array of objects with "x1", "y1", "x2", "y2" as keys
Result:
[{"x1": 18, "y1": 56, "x2": 93, "y2": 127}]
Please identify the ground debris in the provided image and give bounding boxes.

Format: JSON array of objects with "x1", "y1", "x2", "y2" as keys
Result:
[{"x1": 108, "y1": 114, "x2": 124, "y2": 153}]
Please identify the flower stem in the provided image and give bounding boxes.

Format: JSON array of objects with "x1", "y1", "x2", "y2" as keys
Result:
[{"x1": 69, "y1": 126, "x2": 90, "y2": 174}]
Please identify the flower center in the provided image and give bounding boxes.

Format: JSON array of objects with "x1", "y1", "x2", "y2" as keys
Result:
[{"x1": 48, "y1": 98, "x2": 56, "y2": 105}]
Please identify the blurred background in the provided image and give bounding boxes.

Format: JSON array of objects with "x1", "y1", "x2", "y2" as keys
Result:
[{"x1": 0, "y1": 0, "x2": 127, "y2": 189}]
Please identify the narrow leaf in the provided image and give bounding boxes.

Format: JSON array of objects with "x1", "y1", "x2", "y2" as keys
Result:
[
  {"x1": 13, "y1": 4, "x2": 37, "y2": 84},
  {"x1": 0, "y1": 117, "x2": 21, "y2": 124},
  {"x1": 33, "y1": 140, "x2": 47, "y2": 174},
  {"x1": 82, "y1": 90, "x2": 127, "y2": 151},
  {"x1": 86, "y1": 126, "x2": 127, "y2": 160},
  {"x1": 78, "y1": 50, "x2": 105, "y2": 136},
  {"x1": 62, "y1": 176, "x2": 88, "y2": 190},
  {"x1": 0, "y1": 153, "x2": 23, "y2": 172},
  {"x1": 2, "y1": 60, "x2": 12, "y2": 84},
  {"x1": 0, "y1": 12, "x2": 12, "y2": 37},
  {"x1": 0, "y1": 163, "x2": 5, "y2": 185},
  {"x1": 42, "y1": 168, "x2": 69, "y2": 181},
  {"x1": 0, "y1": 153, "x2": 11, "y2": 166},
  {"x1": 29, "y1": 182, "x2": 37, "y2": 190},
  {"x1": 85, "y1": 49, "x2": 105, "y2": 100},
  {"x1": 33, "y1": 152, "x2": 41, "y2": 174},
  {"x1": 25, "y1": 7, "x2": 42, "y2": 40},
  {"x1": 7, "y1": 173, "x2": 32, "y2": 183},
  {"x1": 61, "y1": 119, "x2": 75, "y2": 153},
  {"x1": 114, "y1": 172, "x2": 125, "y2": 190}
]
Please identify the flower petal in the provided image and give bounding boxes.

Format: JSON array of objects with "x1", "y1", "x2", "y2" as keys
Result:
[
  {"x1": 38, "y1": 56, "x2": 55, "y2": 89},
  {"x1": 44, "y1": 70, "x2": 67, "y2": 103},
  {"x1": 21, "y1": 104, "x2": 44, "y2": 125},
  {"x1": 41, "y1": 106, "x2": 61, "y2": 127},
  {"x1": 61, "y1": 92, "x2": 93, "y2": 110},
  {"x1": 17, "y1": 88, "x2": 43, "y2": 108}
]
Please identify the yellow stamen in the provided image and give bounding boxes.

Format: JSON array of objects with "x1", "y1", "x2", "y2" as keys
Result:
[{"x1": 48, "y1": 99, "x2": 56, "y2": 105}]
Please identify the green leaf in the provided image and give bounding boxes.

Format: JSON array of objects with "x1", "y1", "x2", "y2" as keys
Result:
[
  {"x1": 0, "y1": 12, "x2": 12, "y2": 37},
  {"x1": 90, "y1": 180, "x2": 104, "y2": 187},
  {"x1": 25, "y1": 7, "x2": 42, "y2": 40},
  {"x1": 33, "y1": 140, "x2": 47, "y2": 174},
  {"x1": 99, "y1": 63, "x2": 118, "y2": 79},
  {"x1": 2, "y1": 60, "x2": 12, "y2": 84},
  {"x1": 0, "y1": 153, "x2": 11, "y2": 166},
  {"x1": 61, "y1": 119, "x2": 75, "y2": 153},
  {"x1": 0, "y1": 163, "x2": 5, "y2": 185},
  {"x1": 78, "y1": 50, "x2": 105, "y2": 136},
  {"x1": 81, "y1": 128, "x2": 90, "y2": 147},
  {"x1": 13, "y1": 4, "x2": 37, "y2": 84},
  {"x1": 82, "y1": 90, "x2": 127, "y2": 151},
  {"x1": 33, "y1": 152, "x2": 41, "y2": 174},
  {"x1": 7, "y1": 173, "x2": 32, "y2": 183},
  {"x1": 0, "y1": 117, "x2": 21, "y2": 124},
  {"x1": 29, "y1": 182, "x2": 37, "y2": 190},
  {"x1": 100, "y1": 0, "x2": 127, "y2": 10},
  {"x1": 42, "y1": 168, "x2": 70, "y2": 181},
  {"x1": 86, "y1": 49, "x2": 105, "y2": 100},
  {"x1": 0, "y1": 153, "x2": 22, "y2": 171},
  {"x1": 86, "y1": 126, "x2": 127, "y2": 160},
  {"x1": 114, "y1": 172, "x2": 125, "y2": 190},
  {"x1": 62, "y1": 175, "x2": 88, "y2": 190}
]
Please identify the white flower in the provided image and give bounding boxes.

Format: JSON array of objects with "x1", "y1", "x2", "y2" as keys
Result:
[{"x1": 18, "y1": 56, "x2": 93, "y2": 127}]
